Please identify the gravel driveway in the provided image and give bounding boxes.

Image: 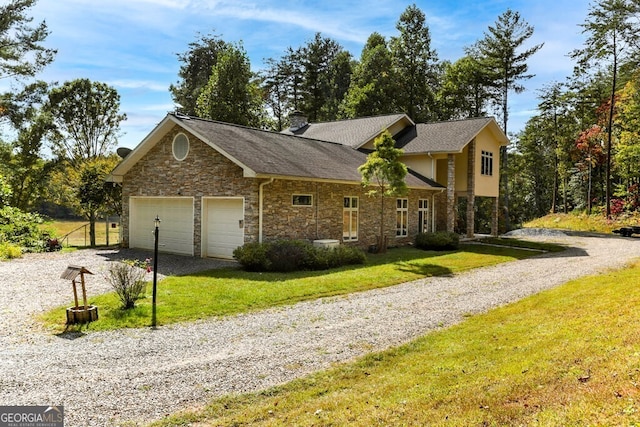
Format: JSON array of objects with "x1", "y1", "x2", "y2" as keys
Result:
[{"x1": 1, "y1": 233, "x2": 640, "y2": 426}]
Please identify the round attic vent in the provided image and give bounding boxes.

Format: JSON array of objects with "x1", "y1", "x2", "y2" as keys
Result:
[{"x1": 172, "y1": 133, "x2": 189, "y2": 161}]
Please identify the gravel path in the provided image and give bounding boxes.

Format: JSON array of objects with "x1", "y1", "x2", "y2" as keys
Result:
[{"x1": 1, "y1": 233, "x2": 640, "y2": 426}]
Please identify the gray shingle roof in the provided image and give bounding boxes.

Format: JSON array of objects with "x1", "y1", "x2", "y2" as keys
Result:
[
  {"x1": 396, "y1": 117, "x2": 504, "y2": 154},
  {"x1": 280, "y1": 114, "x2": 408, "y2": 148},
  {"x1": 177, "y1": 116, "x2": 441, "y2": 189}
]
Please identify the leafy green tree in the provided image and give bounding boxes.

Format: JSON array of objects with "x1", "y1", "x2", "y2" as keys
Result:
[
  {"x1": 571, "y1": 0, "x2": 640, "y2": 218},
  {"x1": 0, "y1": 0, "x2": 55, "y2": 80},
  {"x1": 45, "y1": 79, "x2": 125, "y2": 244},
  {"x1": 169, "y1": 32, "x2": 228, "y2": 116},
  {"x1": 341, "y1": 32, "x2": 397, "y2": 118},
  {"x1": 300, "y1": 33, "x2": 351, "y2": 122},
  {"x1": 263, "y1": 34, "x2": 352, "y2": 124},
  {"x1": 390, "y1": 4, "x2": 439, "y2": 122},
  {"x1": 77, "y1": 158, "x2": 119, "y2": 247},
  {"x1": 6, "y1": 112, "x2": 54, "y2": 210},
  {"x1": 0, "y1": 80, "x2": 55, "y2": 212},
  {"x1": 358, "y1": 130, "x2": 408, "y2": 253},
  {"x1": 474, "y1": 8, "x2": 543, "y2": 230},
  {"x1": 196, "y1": 43, "x2": 265, "y2": 127},
  {"x1": 614, "y1": 70, "x2": 640, "y2": 207},
  {"x1": 437, "y1": 53, "x2": 492, "y2": 120},
  {"x1": 321, "y1": 49, "x2": 353, "y2": 120},
  {"x1": 46, "y1": 78, "x2": 126, "y2": 167},
  {"x1": 261, "y1": 58, "x2": 291, "y2": 131},
  {"x1": 0, "y1": 174, "x2": 11, "y2": 207}
]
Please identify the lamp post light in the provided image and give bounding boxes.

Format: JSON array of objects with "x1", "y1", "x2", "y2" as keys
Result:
[{"x1": 152, "y1": 215, "x2": 160, "y2": 328}]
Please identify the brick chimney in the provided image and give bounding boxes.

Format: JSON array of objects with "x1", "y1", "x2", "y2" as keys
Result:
[{"x1": 289, "y1": 110, "x2": 308, "y2": 132}]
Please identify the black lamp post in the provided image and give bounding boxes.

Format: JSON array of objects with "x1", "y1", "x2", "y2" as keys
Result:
[{"x1": 152, "y1": 215, "x2": 160, "y2": 327}]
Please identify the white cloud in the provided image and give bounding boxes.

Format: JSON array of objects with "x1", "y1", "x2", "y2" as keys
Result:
[{"x1": 108, "y1": 80, "x2": 169, "y2": 92}]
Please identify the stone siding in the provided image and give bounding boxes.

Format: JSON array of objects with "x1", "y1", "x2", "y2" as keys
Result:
[{"x1": 262, "y1": 180, "x2": 434, "y2": 248}]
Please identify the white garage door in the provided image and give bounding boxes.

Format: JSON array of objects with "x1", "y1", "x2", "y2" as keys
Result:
[
  {"x1": 203, "y1": 198, "x2": 244, "y2": 259},
  {"x1": 129, "y1": 197, "x2": 194, "y2": 256}
]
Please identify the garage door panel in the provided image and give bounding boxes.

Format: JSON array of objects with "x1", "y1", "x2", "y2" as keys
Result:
[
  {"x1": 130, "y1": 198, "x2": 194, "y2": 256},
  {"x1": 205, "y1": 198, "x2": 244, "y2": 259}
]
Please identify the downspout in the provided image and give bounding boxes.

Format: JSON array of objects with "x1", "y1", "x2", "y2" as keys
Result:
[{"x1": 259, "y1": 178, "x2": 275, "y2": 243}]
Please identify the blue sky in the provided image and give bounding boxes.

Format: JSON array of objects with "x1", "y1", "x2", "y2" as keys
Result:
[{"x1": 23, "y1": 0, "x2": 592, "y2": 149}]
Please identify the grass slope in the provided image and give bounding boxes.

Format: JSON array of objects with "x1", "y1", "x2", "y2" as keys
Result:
[{"x1": 154, "y1": 260, "x2": 640, "y2": 426}]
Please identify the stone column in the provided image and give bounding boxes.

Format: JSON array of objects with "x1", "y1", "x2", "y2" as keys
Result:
[
  {"x1": 466, "y1": 139, "x2": 476, "y2": 238},
  {"x1": 447, "y1": 154, "x2": 456, "y2": 233},
  {"x1": 491, "y1": 196, "x2": 499, "y2": 236}
]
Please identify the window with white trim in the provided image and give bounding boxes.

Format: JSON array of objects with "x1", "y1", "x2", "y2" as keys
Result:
[
  {"x1": 172, "y1": 133, "x2": 190, "y2": 161},
  {"x1": 343, "y1": 196, "x2": 358, "y2": 241},
  {"x1": 481, "y1": 150, "x2": 493, "y2": 176},
  {"x1": 292, "y1": 194, "x2": 313, "y2": 206},
  {"x1": 418, "y1": 199, "x2": 429, "y2": 233},
  {"x1": 396, "y1": 198, "x2": 408, "y2": 237}
]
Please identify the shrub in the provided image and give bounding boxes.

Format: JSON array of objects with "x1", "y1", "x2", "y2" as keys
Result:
[
  {"x1": 234, "y1": 240, "x2": 366, "y2": 272},
  {"x1": 0, "y1": 206, "x2": 44, "y2": 251},
  {"x1": 267, "y1": 240, "x2": 314, "y2": 272},
  {"x1": 232, "y1": 242, "x2": 271, "y2": 272},
  {"x1": 415, "y1": 231, "x2": 460, "y2": 251},
  {"x1": 103, "y1": 259, "x2": 150, "y2": 309},
  {"x1": 0, "y1": 242, "x2": 23, "y2": 260}
]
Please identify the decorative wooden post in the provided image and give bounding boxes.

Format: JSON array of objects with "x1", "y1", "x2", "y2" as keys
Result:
[{"x1": 61, "y1": 265, "x2": 99, "y2": 324}]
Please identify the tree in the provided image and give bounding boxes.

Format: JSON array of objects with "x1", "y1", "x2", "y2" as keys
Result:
[
  {"x1": 0, "y1": 0, "x2": 55, "y2": 81},
  {"x1": 0, "y1": 0, "x2": 54, "y2": 237},
  {"x1": 536, "y1": 82, "x2": 567, "y2": 213},
  {"x1": 77, "y1": 158, "x2": 119, "y2": 247},
  {"x1": 196, "y1": 43, "x2": 265, "y2": 127},
  {"x1": 0, "y1": 173, "x2": 11, "y2": 207},
  {"x1": 437, "y1": 53, "x2": 492, "y2": 120},
  {"x1": 261, "y1": 58, "x2": 290, "y2": 131},
  {"x1": 47, "y1": 78, "x2": 126, "y2": 167},
  {"x1": 474, "y1": 8, "x2": 543, "y2": 230},
  {"x1": 321, "y1": 49, "x2": 353, "y2": 120},
  {"x1": 299, "y1": 33, "x2": 350, "y2": 122},
  {"x1": 46, "y1": 79, "x2": 125, "y2": 245},
  {"x1": 614, "y1": 70, "x2": 640, "y2": 209},
  {"x1": 169, "y1": 32, "x2": 227, "y2": 116},
  {"x1": 358, "y1": 130, "x2": 408, "y2": 253},
  {"x1": 1, "y1": 81, "x2": 53, "y2": 211},
  {"x1": 571, "y1": 0, "x2": 640, "y2": 218},
  {"x1": 390, "y1": 4, "x2": 439, "y2": 122},
  {"x1": 5, "y1": 112, "x2": 54, "y2": 210},
  {"x1": 341, "y1": 32, "x2": 398, "y2": 118}
]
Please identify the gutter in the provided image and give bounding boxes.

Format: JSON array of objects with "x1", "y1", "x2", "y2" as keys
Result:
[{"x1": 259, "y1": 178, "x2": 275, "y2": 243}]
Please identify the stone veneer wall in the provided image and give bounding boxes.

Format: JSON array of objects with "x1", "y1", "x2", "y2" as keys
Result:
[
  {"x1": 122, "y1": 124, "x2": 439, "y2": 255},
  {"x1": 121, "y1": 125, "x2": 260, "y2": 256},
  {"x1": 261, "y1": 179, "x2": 435, "y2": 248}
]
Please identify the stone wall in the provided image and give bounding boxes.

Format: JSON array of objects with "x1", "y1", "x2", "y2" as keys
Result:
[{"x1": 262, "y1": 180, "x2": 434, "y2": 248}]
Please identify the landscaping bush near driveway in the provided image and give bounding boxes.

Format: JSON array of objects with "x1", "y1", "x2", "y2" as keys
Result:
[
  {"x1": 233, "y1": 240, "x2": 366, "y2": 272},
  {"x1": 415, "y1": 231, "x2": 460, "y2": 250}
]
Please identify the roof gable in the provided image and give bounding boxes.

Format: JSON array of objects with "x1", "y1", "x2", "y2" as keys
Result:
[
  {"x1": 396, "y1": 117, "x2": 508, "y2": 154},
  {"x1": 281, "y1": 113, "x2": 412, "y2": 148}
]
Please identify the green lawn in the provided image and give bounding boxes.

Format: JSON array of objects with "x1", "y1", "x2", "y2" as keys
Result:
[
  {"x1": 41, "y1": 219, "x2": 120, "y2": 247},
  {"x1": 39, "y1": 243, "x2": 555, "y2": 332},
  {"x1": 524, "y1": 211, "x2": 640, "y2": 234},
  {"x1": 152, "y1": 259, "x2": 640, "y2": 427}
]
